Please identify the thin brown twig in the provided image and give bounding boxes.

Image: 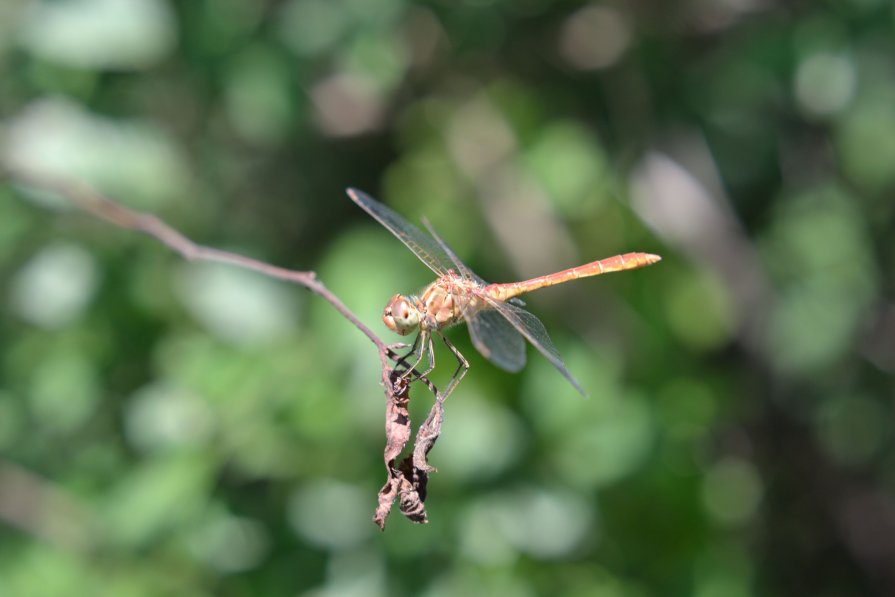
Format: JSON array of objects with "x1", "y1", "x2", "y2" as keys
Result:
[{"x1": 5, "y1": 169, "x2": 384, "y2": 349}]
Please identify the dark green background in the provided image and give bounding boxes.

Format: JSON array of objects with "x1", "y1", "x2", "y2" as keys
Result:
[{"x1": 1, "y1": 0, "x2": 894, "y2": 595}]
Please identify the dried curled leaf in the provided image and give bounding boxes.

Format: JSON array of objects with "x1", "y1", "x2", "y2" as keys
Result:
[
  {"x1": 374, "y1": 349, "x2": 446, "y2": 530},
  {"x1": 397, "y1": 455, "x2": 428, "y2": 522},
  {"x1": 413, "y1": 398, "x2": 444, "y2": 474},
  {"x1": 373, "y1": 369, "x2": 414, "y2": 529}
]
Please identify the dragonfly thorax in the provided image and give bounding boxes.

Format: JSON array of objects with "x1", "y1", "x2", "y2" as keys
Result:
[
  {"x1": 383, "y1": 277, "x2": 472, "y2": 336},
  {"x1": 383, "y1": 294, "x2": 421, "y2": 336}
]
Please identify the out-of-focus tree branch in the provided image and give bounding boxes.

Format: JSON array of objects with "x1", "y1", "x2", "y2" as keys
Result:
[{"x1": 0, "y1": 460, "x2": 95, "y2": 552}]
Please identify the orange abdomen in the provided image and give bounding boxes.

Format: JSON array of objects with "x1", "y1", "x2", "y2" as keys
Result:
[{"x1": 486, "y1": 252, "x2": 661, "y2": 302}]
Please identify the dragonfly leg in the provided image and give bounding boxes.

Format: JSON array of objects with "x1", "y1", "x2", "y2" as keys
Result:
[
  {"x1": 386, "y1": 334, "x2": 439, "y2": 398},
  {"x1": 392, "y1": 332, "x2": 422, "y2": 373},
  {"x1": 387, "y1": 335, "x2": 441, "y2": 399},
  {"x1": 401, "y1": 334, "x2": 437, "y2": 389},
  {"x1": 438, "y1": 334, "x2": 469, "y2": 402},
  {"x1": 416, "y1": 334, "x2": 436, "y2": 379},
  {"x1": 395, "y1": 330, "x2": 432, "y2": 384},
  {"x1": 387, "y1": 341, "x2": 411, "y2": 353}
]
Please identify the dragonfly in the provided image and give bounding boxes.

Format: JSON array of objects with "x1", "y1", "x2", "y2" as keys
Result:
[{"x1": 348, "y1": 188, "x2": 661, "y2": 398}]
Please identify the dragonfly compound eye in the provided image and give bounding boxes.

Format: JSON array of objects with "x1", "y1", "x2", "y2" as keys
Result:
[{"x1": 383, "y1": 294, "x2": 419, "y2": 335}]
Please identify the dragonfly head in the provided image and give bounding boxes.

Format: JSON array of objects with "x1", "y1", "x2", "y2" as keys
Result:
[{"x1": 383, "y1": 294, "x2": 420, "y2": 335}]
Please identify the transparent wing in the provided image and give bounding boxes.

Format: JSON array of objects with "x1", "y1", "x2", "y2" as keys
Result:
[
  {"x1": 347, "y1": 188, "x2": 453, "y2": 276},
  {"x1": 420, "y1": 218, "x2": 529, "y2": 371},
  {"x1": 483, "y1": 297, "x2": 585, "y2": 395},
  {"x1": 466, "y1": 309, "x2": 526, "y2": 372},
  {"x1": 421, "y1": 218, "x2": 486, "y2": 285}
]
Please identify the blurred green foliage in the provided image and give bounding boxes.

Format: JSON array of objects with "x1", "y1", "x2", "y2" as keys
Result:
[{"x1": 1, "y1": 0, "x2": 894, "y2": 595}]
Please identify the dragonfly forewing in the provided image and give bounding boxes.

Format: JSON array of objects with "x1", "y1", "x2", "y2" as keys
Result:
[
  {"x1": 421, "y1": 218, "x2": 486, "y2": 286},
  {"x1": 347, "y1": 188, "x2": 453, "y2": 276}
]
